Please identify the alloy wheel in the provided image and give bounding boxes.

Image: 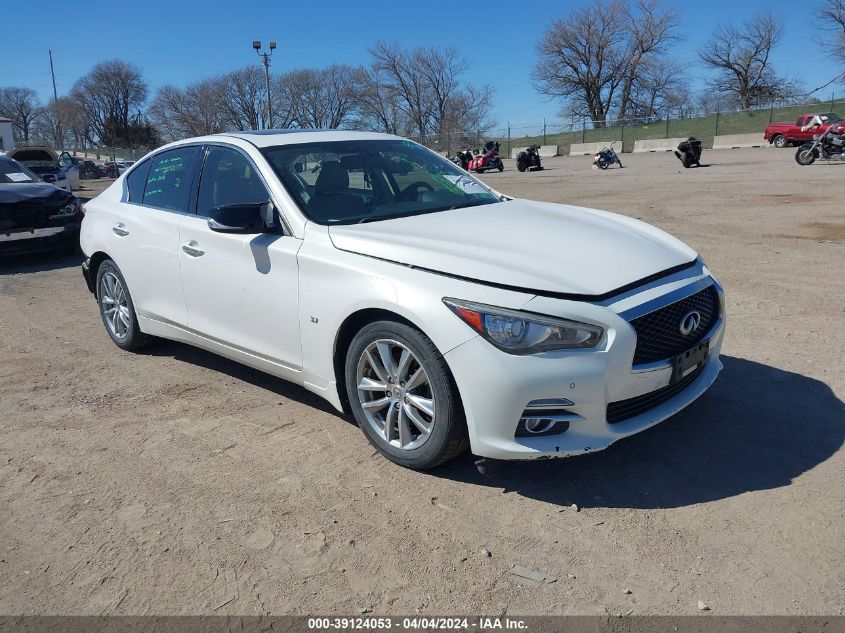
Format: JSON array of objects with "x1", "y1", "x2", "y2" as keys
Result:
[
  {"x1": 100, "y1": 272, "x2": 130, "y2": 339},
  {"x1": 356, "y1": 338, "x2": 436, "y2": 450}
]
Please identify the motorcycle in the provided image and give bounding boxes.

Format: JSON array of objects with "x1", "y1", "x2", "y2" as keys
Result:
[
  {"x1": 795, "y1": 128, "x2": 845, "y2": 165},
  {"x1": 468, "y1": 141, "x2": 504, "y2": 173},
  {"x1": 593, "y1": 143, "x2": 623, "y2": 169},
  {"x1": 674, "y1": 137, "x2": 703, "y2": 168},
  {"x1": 450, "y1": 148, "x2": 474, "y2": 171},
  {"x1": 516, "y1": 145, "x2": 543, "y2": 172}
]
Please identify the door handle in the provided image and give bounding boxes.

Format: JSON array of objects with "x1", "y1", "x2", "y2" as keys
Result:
[
  {"x1": 181, "y1": 241, "x2": 205, "y2": 257},
  {"x1": 112, "y1": 223, "x2": 129, "y2": 237}
]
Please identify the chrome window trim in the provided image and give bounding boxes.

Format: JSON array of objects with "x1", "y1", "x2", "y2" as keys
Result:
[{"x1": 199, "y1": 142, "x2": 293, "y2": 237}]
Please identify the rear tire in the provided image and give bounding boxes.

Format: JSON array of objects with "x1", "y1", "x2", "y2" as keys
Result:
[
  {"x1": 95, "y1": 259, "x2": 150, "y2": 351},
  {"x1": 345, "y1": 321, "x2": 468, "y2": 470},
  {"x1": 773, "y1": 134, "x2": 787, "y2": 149},
  {"x1": 497, "y1": 161, "x2": 504, "y2": 172}
]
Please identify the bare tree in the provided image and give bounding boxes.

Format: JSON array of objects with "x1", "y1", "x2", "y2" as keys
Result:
[
  {"x1": 218, "y1": 66, "x2": 265, "y2": 131},
  {"x1": 532, "y1": 2, "x2": 631, "y2": 126},
  {"x1": 699, "y1": 15, "x2": 794, "y2": 109},
  {"x1": 0, "y1": 87, "x2": 41, "y2": 143},
  {"x1": 371, "y1": 43, "x2": 434, "y2": 140},
  {"x1": 415, "y1": 48, "x2": 467, "y2": 133},
  {"x1": 818, "y1": 0, "x2": 845, "y2": 69},
  {"x1": 617, "y1": 0, "x2": 680, "y2": 120},
  {"x1": 70, "y1": 60, "x2": 148, "y2": 145},
  {"x1": 149, "y1": 80, "x2": 228, "y2": 141},
  {"x1": 625, "y1": 59, "x2": 689, "y2": 120},
  {"x1": 368, "y1": 42, "x2": 494, "y2": 141},
  {"x1": 34, "y1": 98, "x2": 76, "y2": 148},
  {"x1": 284, "y1": 65, "x2": 360, "y2": 129},
  {"x1": 355, "y1": 66, "x2": 407, "y2": 134}
]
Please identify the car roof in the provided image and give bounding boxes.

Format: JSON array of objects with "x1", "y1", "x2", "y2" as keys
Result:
[{"x1": 214, "y1": 129, "x2": 401, "y2": 148}]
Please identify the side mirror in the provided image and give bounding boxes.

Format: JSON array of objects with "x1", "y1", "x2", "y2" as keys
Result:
[{"x1": 208, "y1": 203, "x2": 278, "y2": 234}]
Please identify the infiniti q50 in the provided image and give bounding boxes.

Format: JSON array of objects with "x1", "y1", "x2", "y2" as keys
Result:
[{"x1": 80, "y1": 130, "x2": 724, "y2": 469}]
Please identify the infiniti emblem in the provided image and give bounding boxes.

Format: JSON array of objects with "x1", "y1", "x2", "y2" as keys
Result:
[{"x1": 679, "y1": 310, "x2": 702, "y2": 336}]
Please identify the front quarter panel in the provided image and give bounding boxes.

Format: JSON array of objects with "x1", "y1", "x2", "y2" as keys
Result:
[{"x1": 296, "y1": 222, "x2": 536, "y2": 411}]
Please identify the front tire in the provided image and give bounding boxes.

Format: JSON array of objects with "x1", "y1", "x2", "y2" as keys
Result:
[
  {"x1": 345, "y1": 321, "x2": 468, "y2": 469},
  {"x1": 773, "y1": 134, "x2": 787, "y2": 149},
  {"x1": 96, "y1": 260, "x2": 150, "y2": 351},
  {"x1": 795, "y1": 145, "x2": 817, "y2": 166}
]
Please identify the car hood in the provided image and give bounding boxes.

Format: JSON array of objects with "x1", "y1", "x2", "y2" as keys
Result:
[
  {"x1": 327, "y1": 199, "x2": 698, "y2": 298},
  {"x1": 0, "y1": 182, "x2": 71, "y2": 205},
  {"x1": 6, "y1": 147, "x2": 58, "y2": 164}
]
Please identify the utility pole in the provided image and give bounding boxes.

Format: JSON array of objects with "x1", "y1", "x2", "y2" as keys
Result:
[
  {"x1": 48, "y1": 50, "x2": 58, "y2": 102},
  {"x1": 253, "y1": 40, "x2": 276, "y2": 129},
  {"x1": 49, "y1": 50, "x2": 62, "y2": 150}
]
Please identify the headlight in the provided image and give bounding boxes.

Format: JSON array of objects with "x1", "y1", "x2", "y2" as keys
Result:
[
  {"x1": 48, "y1": 200, "x2": 80, "y2": 220},
  {"x1": 443, "y1": 298, "x2": 604, "y2": 355}
]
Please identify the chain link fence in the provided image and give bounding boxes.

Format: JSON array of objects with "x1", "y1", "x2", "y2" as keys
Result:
[
  {"x1": 66, "y1": 146, "x2": 148, "y2": 162},
  {"x1": 410, "y1": 94, "x2": 844, "y2": 156}
]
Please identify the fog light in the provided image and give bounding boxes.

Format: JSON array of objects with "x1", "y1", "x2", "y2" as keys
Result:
[{"x1": 515, "y1": 415, "x2": 570, "y2": 437}]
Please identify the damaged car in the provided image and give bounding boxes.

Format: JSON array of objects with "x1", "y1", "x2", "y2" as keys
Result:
[
  {"x1": 0, "y1": 155, "x2": 83, "y2": 255},
  {"x1": 6, "y1": 146, "x2": 80, "y2": 192}
]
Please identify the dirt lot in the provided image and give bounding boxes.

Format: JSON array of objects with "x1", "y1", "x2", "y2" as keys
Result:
[{"x1": 1, "y1": 149, "x2": 843, "y2": 616}]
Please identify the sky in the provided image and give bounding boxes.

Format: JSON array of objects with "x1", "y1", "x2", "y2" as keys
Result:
[{"x1": 1, "y1": 0, "x2": 842, "y2": 135}]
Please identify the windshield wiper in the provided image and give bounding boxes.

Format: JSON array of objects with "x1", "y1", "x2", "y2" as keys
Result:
[
  {"x1": 346, "y1": 199, "x2": 497, "y2": 225},
  {"x1": 357, "y1": 213, "x2": 409, "y2": 224}
]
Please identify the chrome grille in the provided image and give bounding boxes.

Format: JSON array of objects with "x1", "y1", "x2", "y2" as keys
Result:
[{"x1": 630, "y1": 285, "x2": 720, "y2": 365}]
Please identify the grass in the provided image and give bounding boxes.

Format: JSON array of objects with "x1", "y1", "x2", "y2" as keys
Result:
[{"x1": 501, "y1": 99, "x2": 845, "y2": 154}]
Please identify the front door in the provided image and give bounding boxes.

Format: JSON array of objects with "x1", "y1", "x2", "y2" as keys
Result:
[{"x1": 177, "y1": 144, "x2": 303, "y2": 369}]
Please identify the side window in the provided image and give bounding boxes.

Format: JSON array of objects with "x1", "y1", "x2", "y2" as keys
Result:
[
  {"x1": 126, "y1": 159, "x2": 152, "y2": 202},
  {"x1": 142, "y1": 146, "x2": 201, "y2": 212},
  {"x1": 196, "y1": 146, "x2": 270, "y2": 217},
  {"x1": 796, "y1": 117, "x2": 805, "y2": 127}
]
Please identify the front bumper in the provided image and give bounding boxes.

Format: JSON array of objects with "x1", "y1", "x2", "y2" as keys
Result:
[
  {"x1": 444, "y1": 275, "x2": 725, "y2": 460},
  {"x1": 0, "y1": 221, "x2": 81, "y2": 255}
]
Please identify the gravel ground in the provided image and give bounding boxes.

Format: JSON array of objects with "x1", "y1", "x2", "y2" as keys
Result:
[{"x1": 0, "y1": 149, "x2": 843, "y2": 616}]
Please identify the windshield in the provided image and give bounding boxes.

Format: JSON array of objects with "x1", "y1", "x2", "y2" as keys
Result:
[
  {"x1": 262, "y1": 139, "x2": 500, "y2": 225},
  {"x1": 0, "y1": 159, "x2": 40, "y2": 184}
]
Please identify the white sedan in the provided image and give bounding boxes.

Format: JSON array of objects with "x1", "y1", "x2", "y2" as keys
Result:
[{"x1": 79, "y1": 130, "x2": 724, "y2": 469}]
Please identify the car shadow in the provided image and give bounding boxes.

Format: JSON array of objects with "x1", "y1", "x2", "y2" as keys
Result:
[
  {"x1": 0, "y1": 252, "x2": 83, "y2": 275},
  {"x1": 140, "y1": 339, "x2": 344, "y2": 418},
  {"x1": 435, "y1": 356, "x2": 845, "y2": 510}
]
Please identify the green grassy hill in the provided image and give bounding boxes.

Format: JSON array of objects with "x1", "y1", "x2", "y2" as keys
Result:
[{"x1": 502, "y1": 99, "x2": 844, "y2": 154}]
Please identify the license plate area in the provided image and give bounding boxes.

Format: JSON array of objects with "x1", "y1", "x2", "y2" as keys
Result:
[{"x1": 671, "y1": 342, "x2": 709, "y2": 384}]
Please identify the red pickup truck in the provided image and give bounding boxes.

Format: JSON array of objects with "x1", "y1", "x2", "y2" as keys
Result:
[{"x1": 764, "y1": 112, "x2": 843, "y2": 148}]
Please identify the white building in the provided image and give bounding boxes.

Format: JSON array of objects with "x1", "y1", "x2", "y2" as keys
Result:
[{"x1": 0, "y1": 116, "x2": 14, "y2": 153}]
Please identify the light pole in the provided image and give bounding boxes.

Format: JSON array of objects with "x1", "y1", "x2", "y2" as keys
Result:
[{"x1": 253, "y1": 40, "x2": 276, "y2": 129}]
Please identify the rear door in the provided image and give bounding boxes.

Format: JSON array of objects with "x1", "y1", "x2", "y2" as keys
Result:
[
  {"x1": 104, "y1": 145, "x2": 203, "y2": 327},
  {"x1": 177, "y1": 144, "x2": 303, "y2": 368}
]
